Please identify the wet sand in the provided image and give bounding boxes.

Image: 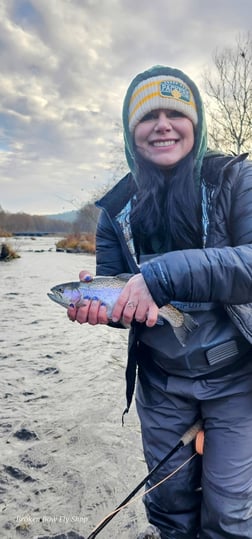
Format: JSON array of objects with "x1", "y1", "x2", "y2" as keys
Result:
[{"x1": 0, "y1": 237, "x2": 147, "y2": 538}]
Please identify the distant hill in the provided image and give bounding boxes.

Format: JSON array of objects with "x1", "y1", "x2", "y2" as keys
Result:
[{"x1": 45, "y1": 210, "x2": 78, "y2": 223}]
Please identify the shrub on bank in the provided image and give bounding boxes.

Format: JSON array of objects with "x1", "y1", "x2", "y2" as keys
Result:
[
  {"x1": 0, "y1": 243, "x2": 20, "y2": 260},
  {"x1": 56, "y1": 233, "x2": 95, "y2": 254},
  {"x1": 0, "y1": 228, "x2": 12, "y2": 237}
]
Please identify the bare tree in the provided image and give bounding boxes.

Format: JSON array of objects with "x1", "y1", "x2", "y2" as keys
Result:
[
  {"x1": 204, "y1": 33, "x2": 252, "y2": 155},
  {"x1": 73, "y1": 203, "x2": 100, "y2": 234}
]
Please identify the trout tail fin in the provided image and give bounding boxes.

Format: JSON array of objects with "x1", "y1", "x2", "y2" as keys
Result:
[
  {"x1": 160, "y1": 309, "x2": 198, "y2": 347},
  {"x1": 173, "y1": 313, "x2": 198, "y2": 346}
]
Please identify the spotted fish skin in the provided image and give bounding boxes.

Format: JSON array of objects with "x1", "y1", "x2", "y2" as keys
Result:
[{"x1": 48, "y1": 274, "x2": 198, "y2": 346}]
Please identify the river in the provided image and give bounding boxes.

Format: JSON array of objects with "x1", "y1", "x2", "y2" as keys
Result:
[{"x1": 0, "y1": 236, "x2": 147, "y2": 539}]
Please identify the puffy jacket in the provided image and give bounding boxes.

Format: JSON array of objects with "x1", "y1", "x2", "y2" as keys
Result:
[{"x1": 96, "y1": 153, "x2": 252, "y2": 409}]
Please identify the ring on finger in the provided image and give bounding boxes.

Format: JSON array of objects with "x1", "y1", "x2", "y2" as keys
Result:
[{"x1": 127, "y1": 301, "x2": 136, "y2": 309}]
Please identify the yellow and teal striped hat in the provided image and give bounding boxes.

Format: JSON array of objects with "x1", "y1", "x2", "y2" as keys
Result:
[
  {"x1": 128, "y1": 75, "x2": 198, "y2": 133},
  {"x1": 122, "y1": 65, "x2": 207, "y2": 186}
]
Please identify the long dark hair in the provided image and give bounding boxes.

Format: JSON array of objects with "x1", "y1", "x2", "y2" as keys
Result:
[{"x1": 130, "y1": 151, "x2": 202, "y2": 252}]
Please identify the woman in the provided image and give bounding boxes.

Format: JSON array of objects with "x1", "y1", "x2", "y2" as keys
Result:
[{"x1": 68, "y1": 65, "x2": 252, "y2": 539}]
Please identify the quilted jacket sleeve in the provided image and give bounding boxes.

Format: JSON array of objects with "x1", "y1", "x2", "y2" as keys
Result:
[
  {"x1": 95, "y1": 209, "x2": 130, "y2": 276},
  {"x1": 141, "y1": 161, "x2": 252, "y2": 308}
]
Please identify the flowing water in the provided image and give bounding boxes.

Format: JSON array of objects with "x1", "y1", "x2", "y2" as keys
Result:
[{"x1": 0, "y1": 236, "x2": 147, "y2": 539}]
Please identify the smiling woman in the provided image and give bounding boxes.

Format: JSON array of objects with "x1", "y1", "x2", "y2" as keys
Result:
[{"x1": 66, "y1": 64, "x2": 252, "y2": 539}]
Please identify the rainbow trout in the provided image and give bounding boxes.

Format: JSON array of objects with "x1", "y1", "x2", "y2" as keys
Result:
[{"x1": 48, "y1": 274, "x2": 198, "y2": 346}]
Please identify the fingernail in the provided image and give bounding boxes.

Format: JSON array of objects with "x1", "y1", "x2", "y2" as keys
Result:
[
  {"x1": 69, "y1": 303, "x2": 75, "y2": 308},
  {"x1": 84, "y1": 295, "x2": 91, "y2": 300},
  {"x1": 101, "y1": 302, "x2": 106, "y2": 307},
  {"x1": 92, "y1": 296, "x2": 99, "y2": 301},
  {"x1": 84, "y1": 275, "x2": 92, "y2": 282}
]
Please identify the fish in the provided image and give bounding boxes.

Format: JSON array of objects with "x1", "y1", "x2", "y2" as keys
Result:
[{"x1": 48, "y1": 274, "x2": 198, "y2": 346}]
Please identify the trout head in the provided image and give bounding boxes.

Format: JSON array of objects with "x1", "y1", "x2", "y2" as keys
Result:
[{"x1": 48, "y1": 282, "x2": 82, "y2": 308}]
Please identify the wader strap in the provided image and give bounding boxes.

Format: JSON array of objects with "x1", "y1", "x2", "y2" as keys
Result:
[{"x1": 170, "y1": 301, "x2": 218, "y2": 312}]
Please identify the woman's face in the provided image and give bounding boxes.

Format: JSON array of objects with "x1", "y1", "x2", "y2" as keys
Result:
[{"x1": 134, "y1": 109, "x2": 195, "y2": 168}]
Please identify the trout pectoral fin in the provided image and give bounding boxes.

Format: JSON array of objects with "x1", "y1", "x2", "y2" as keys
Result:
[{"x1": 120, "y1": 320, "x2": 131, "y2": 329}]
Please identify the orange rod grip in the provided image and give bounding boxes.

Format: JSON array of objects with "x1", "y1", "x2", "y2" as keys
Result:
[{"x1": 195, "y1": 430, "x2": 204, "y2": 455}]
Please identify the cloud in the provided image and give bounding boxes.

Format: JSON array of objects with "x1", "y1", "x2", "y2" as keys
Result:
[{"x1": 0, "y1": 0, "x2": 251, "y2": 213}]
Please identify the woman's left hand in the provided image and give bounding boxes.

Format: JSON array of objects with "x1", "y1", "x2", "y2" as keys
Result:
[{"x1": 111, "y1": 273, "x2": 159, "y2": 327}]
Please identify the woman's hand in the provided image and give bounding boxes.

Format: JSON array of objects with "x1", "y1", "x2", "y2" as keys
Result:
[
  {"x1": 111, "y1": 273, "x2": 159, "y2": 327},
  {"x1": 67, "y1": 271, "x2": 109, "y2": 325}
]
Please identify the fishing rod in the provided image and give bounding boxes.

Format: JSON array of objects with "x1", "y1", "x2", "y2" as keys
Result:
[{"x1": 86, "y1": 418, "x2": 203, "y2": 539}]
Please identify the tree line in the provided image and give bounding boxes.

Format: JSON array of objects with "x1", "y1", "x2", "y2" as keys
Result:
[
  {"x1": 0, "y1": 203, "x2": 100, "y2": 235},
  {"x1": 0, "y1": 207, "x2": 71, "y2": 235}
]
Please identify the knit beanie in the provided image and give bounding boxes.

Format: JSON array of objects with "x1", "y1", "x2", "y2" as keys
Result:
[
  {"x1": 122, "y1": 65, "x2": 208, "y2": 186},
  {"x1": 129, "y1": 75, "x2": 198, "y2": 132}
]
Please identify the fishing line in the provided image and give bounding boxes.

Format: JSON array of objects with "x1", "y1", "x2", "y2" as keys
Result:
[
  {"x1": 86, "y1": 419, "x2": 203, "y2": 539},
  {"x1": 86, "y1": 453, "x2": 197, "y2": 539}
]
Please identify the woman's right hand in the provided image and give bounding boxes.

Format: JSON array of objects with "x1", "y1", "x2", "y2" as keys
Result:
[{"x1": 67, "y1": 271, "x2": 109, "y2": 325}]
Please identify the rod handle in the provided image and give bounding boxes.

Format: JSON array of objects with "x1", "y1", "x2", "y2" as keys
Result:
[{"x1": 180, "y1": 419, "x2": 203, "y2": 446}]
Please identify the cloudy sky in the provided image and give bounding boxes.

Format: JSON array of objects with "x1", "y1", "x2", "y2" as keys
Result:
[{"x1": 0, "y1": 0, "x2": 251, "y2": 215}]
